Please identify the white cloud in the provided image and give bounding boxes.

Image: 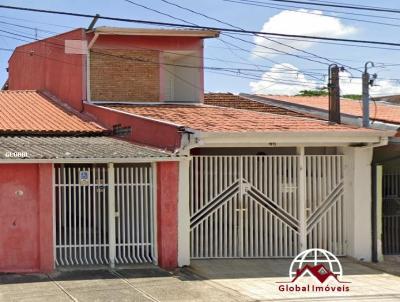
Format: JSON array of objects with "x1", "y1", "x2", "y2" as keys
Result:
[
  {"x1": 253, "y1": 9, "x2": 357, "y2": 57},
  {"x1": 250, "y1": 64, "x2": 400, "y2": 97},
  {"x1": 340, "y1": 72, "x2": 400, "y2": 97},
  {"x1": 249, "y1": 63, "x2": 320, "y2": 95}
]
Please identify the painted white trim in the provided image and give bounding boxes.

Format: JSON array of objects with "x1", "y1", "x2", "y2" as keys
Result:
[
  {"x1": 86, "y1": 50, "x2": 91, "y2": 103},
  {"x1": 91, "y1": 101, "x2": 206, "y2": 106},
  {"x1": 190, "y1": 131, "x2": 391, "y2": 148},
  {"x1": 376, "y1": 165, "x2": 384, "y2": 262},
  {"x1": 107, "y1": 163, "x2": 116, "y2": 268},
  {"x1": 87, "y1": 33, "x2": 99, "y2": 49},
  {"x1": 151, "y1": 162, "x2": 158, "y2": 265}
]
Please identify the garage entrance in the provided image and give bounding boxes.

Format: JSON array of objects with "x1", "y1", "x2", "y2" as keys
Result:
[
  {"x1": 189, "y1": 155, "x2": 345, "y2": 259},
  {"x1": 54, "y1": 164, "x2": 156, "y2": 266},
  {"x1": 382, "y1": 168, "x2": 400, "y2": 255}
]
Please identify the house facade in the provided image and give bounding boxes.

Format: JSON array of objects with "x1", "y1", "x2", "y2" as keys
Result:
[
  {"x1": 242, "y1": 93, "x2": 400, "y2": 260},
  {"x1": 0, "y1": 27, "x2": 393, "y2": 273}
]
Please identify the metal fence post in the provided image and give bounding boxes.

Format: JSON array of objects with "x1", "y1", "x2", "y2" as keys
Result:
[
  {"x1": 108, "y1": 162, "x2": 116, "y2": 268},
  {"x1": 297, "y1": 147, "x2": 307, "y2": 251}
]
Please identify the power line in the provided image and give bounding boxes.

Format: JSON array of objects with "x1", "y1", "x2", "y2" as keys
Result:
[
  {"x1": 259, "y1": 0, "x2": 400, "y2": 22},
  {"x1": 225, "y1": 0, "x2": 400, "y2": 29},
  {"x1": 1, "y1": 35, "x2": 330, "y2": 94},
  {"x1": 232, "y1": 0, "x2": 400, "y2": 14},
  {"x1": 0, "y1": 19, "x2": 329, "y2": 78},
  {"x1": 158, "y1": 0, "x2": 351, "y2": 69},
  {"x1": 123, "y1": 0, "x2": 327, "y2": 79},
  {"x1": 0, "y1": 27, "x2": 327, "y2": 87},
  {"x1": 0, "y1": 14, "x2": 73, "y2": 29},
  {"x1": 4, "y1": 26, "x2": 399, "y2": 93},
  {"x1": 1, "y1": 4, "x2": 400, "y2": 47}
]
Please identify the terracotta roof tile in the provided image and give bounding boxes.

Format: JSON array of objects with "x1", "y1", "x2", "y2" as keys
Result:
[
  {"x1": 106, "y1": 103, "x2": 375, "y2": 133},
  {"x1": 0, "y1": 90, "x2": 104, "y2": 134},
  {"x1": 204, "y1": 93, "x2": 308, "y2": 118},
  {"x1": 261, "y1": 95, "x2": 400, "y2": 125}
]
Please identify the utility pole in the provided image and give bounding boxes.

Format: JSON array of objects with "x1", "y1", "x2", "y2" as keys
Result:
[
  {"x1": 362, "y1": 62, "x2": 376, "y2": 128},
  {"x1": 328, "y1": 64, "x2": 341, "y2": 123}
]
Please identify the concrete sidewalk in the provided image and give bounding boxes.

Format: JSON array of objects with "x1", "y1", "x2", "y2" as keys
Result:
[
  {"x1": 1, "y1": 259, "x2": 400, "y2": 301},
  {"x1": 188, "y1": 258, "x2": 400, "y2": 301},
  {"x1": 0, "y1": 267, "x2": 247, "y2": 302}
]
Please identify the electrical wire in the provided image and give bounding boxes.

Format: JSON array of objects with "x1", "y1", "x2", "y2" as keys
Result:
[
  {"x1": 231, "y1": 0, "x2": 400, "y2": 14},
  {"x1": 0, "y1": 28, "x2": 327, "y2": 89},
  {"x1": 224, "y1": 0, "x2": 400, "y2": 29},
  {"x1": 123, "y1": 0, "x2": 329, "y2": 79},
  {"x1": 1, "y1": 4, "x2": 400, "y2": 47},
  {"x1": 158, "y1": 0, "x2": 360, "y2": 72}
]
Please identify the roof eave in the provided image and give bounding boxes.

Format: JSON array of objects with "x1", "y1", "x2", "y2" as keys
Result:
[
  {"x1": 0, "y1": 157, "x2": 180, "y2": 164},
  {"x1": 191, "y1": 130, "x2": 393, "y2": 147},
  {"x1": 87, "y1": 26, "x2": 220, "y2": 38}
]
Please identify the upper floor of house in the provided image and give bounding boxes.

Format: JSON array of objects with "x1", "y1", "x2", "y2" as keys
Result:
[{"x1": 6, "y1": 27, "x2": 219, "y2": 110}]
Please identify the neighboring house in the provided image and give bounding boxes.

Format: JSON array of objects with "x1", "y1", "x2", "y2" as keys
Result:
[
  {"x1": 204, "y1": 92, "x2": 309, "y2": 118},
  {"x1": 0, "y1": 90, "x2": 174, "y2": 272},
  {"x1": 0, "y1": 27, "x2": 393, "y2": 273},
  {"x1": 242, "y1": 93, "x2": 400, "y2": 260}
]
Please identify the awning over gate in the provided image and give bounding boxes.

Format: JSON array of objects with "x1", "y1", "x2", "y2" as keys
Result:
[{"x1": 0, "y1": 136, "x2": 173, "y2": 161}]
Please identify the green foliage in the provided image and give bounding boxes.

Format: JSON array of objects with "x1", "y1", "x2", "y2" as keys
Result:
[
  {"x1": 296, "y1": 89, "x2": 329, "y2": 97},
  {"x1": 296, "y1": 90, "x2": 362, "y2": 100},
  {"x1": 342, "y1": 94, "x2": 362, "y2": 100}
]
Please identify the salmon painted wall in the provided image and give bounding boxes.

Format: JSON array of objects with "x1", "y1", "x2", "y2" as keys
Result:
[
  {"x1": 0, "y1": 164, "x2": 54, "y2": 273},
  {"x1": 157, "y1": 161, "x2": 179, "y2": 269},
  {"x1": 8, "y1": 29, "x2": 206, "y2": 109},
  {"x1": 8, "y1": 29, "x2": 86, "y2": 111},
  {"x1": 90, "y1": 34, "x2": 203, "y2": 51},
  {"x1": 84, "y1": 103, "x2": 182, "y2": 151}
]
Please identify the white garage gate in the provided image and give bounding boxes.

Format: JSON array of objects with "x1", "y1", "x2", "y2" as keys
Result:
[{"x1": 189, "y1": 155, "x2": 345, "y2": 259}]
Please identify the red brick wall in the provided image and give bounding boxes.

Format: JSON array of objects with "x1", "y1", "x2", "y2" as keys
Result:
[{"x1": 90, "y1": 49, "x2": 160, "y2": 102}]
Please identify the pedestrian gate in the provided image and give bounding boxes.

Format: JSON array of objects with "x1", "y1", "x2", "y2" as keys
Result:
[
  {"x1": 190, "y1": 155, "x2": 345, "y2": 258},
  {"x1": 54, "y1": 164, "x2": 156, "y2": 266},
  {"x1": 383, "y1": 168, "x2": 400, "y2": 255}
]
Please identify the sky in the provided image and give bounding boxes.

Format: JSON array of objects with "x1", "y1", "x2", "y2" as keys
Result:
[{"x1": 1, "y1": 0, "x2": 400, "y2": 96}]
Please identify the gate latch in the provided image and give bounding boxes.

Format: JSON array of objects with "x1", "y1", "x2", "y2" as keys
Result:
[{"x1": 241, "y1": 182, "x2": 251, "y2": 194}]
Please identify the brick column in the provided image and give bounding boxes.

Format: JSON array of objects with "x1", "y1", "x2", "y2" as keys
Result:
[{"x1": 157, "y1": 161, "x2": 179, "y2": 269}]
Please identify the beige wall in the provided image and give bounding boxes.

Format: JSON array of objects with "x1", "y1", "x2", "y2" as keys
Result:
[
  {"x1": 90, "y1": 49, "x2": 160, "y2": 102},
  {"x1": 341, "y1": 146, "x2": 374, "y2": 261}
]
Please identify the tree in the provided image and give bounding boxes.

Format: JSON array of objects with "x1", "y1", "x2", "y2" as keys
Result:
[
  {"x1": 296, "y1": 89, "x2": 329, "y2": 97},
  {"x1": 342, "y1": 94, "x2": 362, "y2": 100}
]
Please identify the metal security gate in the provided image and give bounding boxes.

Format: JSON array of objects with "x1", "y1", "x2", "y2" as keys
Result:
[
  {"x1": 305, "y1": 156, "x2": 345, "y2": 256},
  {"x1": 54, "y1": 164, "x2": 156, "y2": 266},
  {"x1": 189, "y1": 155, "x2": 345, "y2": 259},
  {"x1": 383, "y1": 168, "x2": 400, "y2": 255}
]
